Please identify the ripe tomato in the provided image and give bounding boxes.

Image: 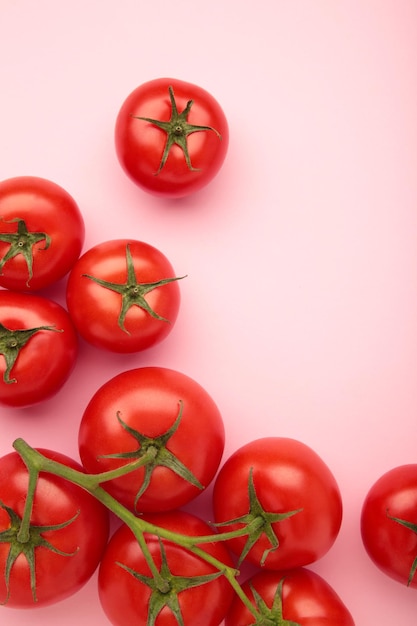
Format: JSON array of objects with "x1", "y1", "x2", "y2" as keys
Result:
[
  {"x1": 0, "y1": 176, "x2": 85, "y2": 291},
  {"x1": 78, "y1": 366, "x2": 225, "y2": 513},
  {"x1": 212, "y1": 437, "x2": 343, "y2": 570},
  {"x1": 361, "y1": 464, "x2": 417, "y2": 588},
  {"x1": 66, "y1": 238, "x2": 184, "y2": 353},
  {"x1": 0, "y1": 449, "x2": 109, "y2": 607},
  {"x1": 98, "y1": 510, "x2": 234, "y2": 626},
  {"x1": 115, "y1": 77, "x2": 229, "y2": 198},
  {"x1": 0, "y1": 290, "x2": 78, "y2": 407},
  {"x1": 225, "y1": 568, "x2": 355, "y2": 625}
]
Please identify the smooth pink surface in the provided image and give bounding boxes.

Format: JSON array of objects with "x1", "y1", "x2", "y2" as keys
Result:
[{"x1": 1, "y1": 1, "x2": 417, "y2": 624}]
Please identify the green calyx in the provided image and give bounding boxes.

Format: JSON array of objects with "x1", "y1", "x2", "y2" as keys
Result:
[
  {"x1": 82, "y1": 243, "x2": 185, "y2": 334},
  {"x1": 131, "y1": 85, "x2": 222, "y2": 173},
  {"x1": 99, "y1": 400, "x2": 204, "y2": 511},
  {"x1": 387, "y1": 511, "x2": 417, "y2": 585},
  {"x1": 0, "y1": 322, "x2": 63, "y2": 384},
  {"x1": 0, "y1": 218, "x2": 51, "y2": 287},
  {"x1": 214, "y1": 468, "x2": 302, "y2": 567},
  {"x1": 118, "y1": 538, "x2": 222, "y2": 626},
  {"x1": 248, "y1": 578, "x2": 301, "y2": 626},
  {"x1": 0, "y1": 499, "x2": 79, "y2": 603}
]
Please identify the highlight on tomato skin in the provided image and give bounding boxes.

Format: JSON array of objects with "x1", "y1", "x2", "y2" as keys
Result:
[
  {"x1": 212, "y1": 437, "x2": 343, "y2": 571},
  {"x1": 114, "y1": 77, "x2": 229, "y2": 198},
  {"x1": 225, "y1": 568, "x2": 355, "y2": 626},
  {"x1": 0, "y1": 175, "x2": 85, "y2": 292},
  {"x1": 361, "y1": 464, "x2": 417, "y2": 589}
]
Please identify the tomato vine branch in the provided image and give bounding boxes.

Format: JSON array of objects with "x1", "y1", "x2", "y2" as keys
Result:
[{"x1": 12, "y1": 438, "x2": 262, "y2": 620}]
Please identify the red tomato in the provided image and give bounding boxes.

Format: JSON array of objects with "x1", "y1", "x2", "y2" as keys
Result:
[
  {"x1": 0, "y1": 290, "x2": 78, "y2": 407},
  {"x1": 115, "y1": 78, "x2": 229, "y2": 198},
  {"x1": 0, "y1": 176, "x2": 85, "y2": 291},
  {"x1": 225, "y1": 568, "x2": 355, "y2": 626},
  {"x1": 78, "y1": 366, "x2": 225, "y2": 513},
  {"x1": 66, "y1": 238, "x2": 184, "y2": 353},
  {"x1": 98, "y1": 510, "x2": 234, "y2": 626},
  {"x1": 212, "y1": 437, "x2": 343, "y2": 570},
  {"x1": 0, "y1": 449, "x2": 109, "y2": 607},
  {"x1": 361, "y1": 464, "x2": 417, "y2": 588}
]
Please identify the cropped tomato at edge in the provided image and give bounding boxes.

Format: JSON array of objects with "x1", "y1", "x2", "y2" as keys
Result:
[
  {"x1": 0, "y1": 290, "x2": 78, "y2": 408},
  {"x1": 225, "y1": 568, "x2": 355, "y2": 625},
  {"x1": 361, "y1": 464, "x2": 417, "y2": 588},
  {"x1": 0, "y1": 176, "x2": 85, "y2": 292},
  {"x1": 98, "y1": 510, "x2": 235, "y2": 626},
  {"x1": 0, "y1": 449, "x2": 109, "y2": 608}
]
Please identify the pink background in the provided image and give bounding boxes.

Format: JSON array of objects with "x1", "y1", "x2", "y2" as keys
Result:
[{"x1": 1, "y1": 1, "x2": 417, "y2": 623}]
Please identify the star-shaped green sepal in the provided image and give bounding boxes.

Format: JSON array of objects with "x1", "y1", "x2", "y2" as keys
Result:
[
  {"x1": 0, "y1": 218, "x2": 51, "y2": 287},
  {"x1": 132, "y1": 85, "x2": 222, "y2": 173},
  {"x1": 0, "y1": 499, "x2": 79, "y2": 603},
  {"x1": 117, "y1": 538, "x2": 223, "y2": 626},
  {"x1": 99, "y1": 400, "x2": 203, "y2": 511},
  {"x1": 248, "y1": 578, "x2": 301, "y2": 626},
  {"x1": 214, "y1": 468, "x2": 302, "y2": 566},
  {"x1": 82, "y1": 243, "x2": 185, "y2": 334},
  {"x1": 0, "y1": 322, "x2": 63, "y2": 384},
  {"x1": 387, "y1": 511, "x2": 417, "y2": 585}
]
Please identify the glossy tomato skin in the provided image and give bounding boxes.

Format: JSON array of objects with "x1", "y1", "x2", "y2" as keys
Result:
[
  {"x1": 225, "y1": 568, "x2": 355, "y2": 626},
  {"x1": 361, "y1": 464, "x2": 417, "y2": 588},
  {"x1": 115, "y1": 78, "x2": 229, "y2": 198},
  {"x1": 66, "y1": 238, "x2": 183, "y2": 353},
  {"x1": 78, "y1": 366, "x2": 225, "y2": 513},
  {"x1": 98, "y1": 510, "x2": 235, "y2": 626},
  {"x1": 0, "y1": 176, "x2": 85, "y2": 291},
  {"x1": 0, "y1": 290, "x2": 78, "y2": 407},
  {"x1": 0, "y1": 449, "x2": 109, "y2": 607},
  {"x1": 213, "y1": 437, "x2": 343, "y2": 570}
]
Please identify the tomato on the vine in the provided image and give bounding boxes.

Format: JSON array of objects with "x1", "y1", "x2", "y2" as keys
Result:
[
  {"x1": 66, "y1": 238, "x2": 184, "y2": 353},
  {"x1": 225, "y1": 568, "x2": 355, "y2": 625},
  {"x1": 115, "y1": 78, "x2": 229, "y2": 198},
  {"x1": 0, "y1": 176, "x2": 85, "y2": 291},
  {"x1": 98, "y1": 510, "x2": 235, "y2": 626},
  {"x1": 0, "y1": 449, "x2": 109, "y2": 607},
  {"x1": 78, "y1": 366, "x2": 225, "y2": 513},
  {"x1": 361, "y1": 464, "x2": 417, "y2": 588},
  {"x1": 0, "y1": 290, "x2": 78, "y2": 407},
  {"x1": 213, "y1": 437, "x2": 343, "y2": 570}
]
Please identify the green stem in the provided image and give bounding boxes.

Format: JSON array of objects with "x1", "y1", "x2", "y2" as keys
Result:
[
  {"x1": 126, "y1": 522, "x2": 166, "y2": 585},
  {"x1": 12, "y1": 438, "x2": 261, "y2": 621},
  {"x1": 13, "y1": 439, "x2": 151, "y2": 530},
  {"x1": 187, "y1": 542, "x2": 260, "y2": 618},
  {"x1": 80, "y1": 448, "x2": 158, "y2": 488},
  {"x1": 151, "y1": 523, "x2": 252, "y2": 546},
  {"x1": 16, "y1": 465, "x2": 39, "y2": 543}
]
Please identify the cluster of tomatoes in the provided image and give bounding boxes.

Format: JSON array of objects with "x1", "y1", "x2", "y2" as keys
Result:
[{"x1": 0, "y1": 77, "x2": 416, "y2": 625}]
